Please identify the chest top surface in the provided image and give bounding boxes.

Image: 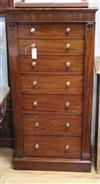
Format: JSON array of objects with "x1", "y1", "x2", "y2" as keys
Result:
[{"x1": 15, "y1": 0, "x2": 88, "y2": 8}]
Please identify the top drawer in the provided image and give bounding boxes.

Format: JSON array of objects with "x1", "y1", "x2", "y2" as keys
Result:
[{"x1": 18, "y1": 23, "x2": 84, "y2": 38}]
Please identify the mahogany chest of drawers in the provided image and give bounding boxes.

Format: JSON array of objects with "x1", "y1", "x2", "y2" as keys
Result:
[{"x1": 6, "y1": 5, "x2": 97, "y2": 172}]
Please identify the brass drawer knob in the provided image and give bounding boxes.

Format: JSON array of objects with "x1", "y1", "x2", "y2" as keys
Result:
[
  {"x1": 34, "y1": 144, "x2": 39, "y2": 150},
  {"x1": 34, "y1": 122, "x2": 39, "y2": 128},
  {"x1": 65, "y1": 144, "x2": 69, "y2": 150},
  {"x1": 65, "y1": 62, "x2": 71, "y2": 68},
  {"x1": 32, "y1": 80, "x2": 37, "y2": 87},
  {"x1": 66, "y1": 27, "x2": 71, "y2": 33},
  {"x1": 65, "y1": 122, "x2": 70, "y2": 128},
  {"x1": 33, "y1": 101, "x2": 38, "y2": 107},
  {"x1": 65, "y1": 43, "x2": 71, "y2": 50},
  {"x1": 31, "y1": 43, "x2": 36, "y2": 48},
  {"x1": 66, "y1": 81, "x2": 71, "y2": 87},
  {"x1": 32, "y1": 61, "x2": 36, "y2": 67},
  {"x1": 30, "y1": 28, "x2": 36, "y2": 33},
  {"x1": 65, "y1": 102, "x2": 70, "y2": 108}
]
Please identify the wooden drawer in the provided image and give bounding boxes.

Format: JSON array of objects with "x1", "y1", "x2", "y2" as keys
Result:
[
  {"x1": 21, "y1": 74, "x2": 83, "y2": 95},
  {"x1": 19, "y1": 56, "x2": 83, "y2": 74},
  {"x1": 18, "y1": 39, "x2": 84, "y2": 56},
  {"x1": 21, "y1": 95, "x2": 83, "y2": 114},
  {"x1": 18, "y1": 23, "x2": 84, "y2": 38},
  {"x1": 23, "y1": 136, "x2": 81, "y2": 158},
  {"x1": 22, "y1": 115, "x2": 82, "y2": 136}
]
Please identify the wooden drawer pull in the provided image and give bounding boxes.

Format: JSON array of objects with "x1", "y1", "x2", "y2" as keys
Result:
[
  {"x1": 65, "y1": 62, "x2": 71, "y2": 68},
  {"x1": 66, "y1": 27, "x2": 71, "y2": 33},
  {"x1": 65, "y1": 144, "x2": 69, "y2": 150},
  {"x1": 34, "y1": 144, "x2": 39, "y2": 150},
  {"x1": 32, "y1": 61, "x2": 36, "y2": 67},
  {"x1": 65, "y1": 122, "x2": 70, "y2": 128},
  {"x1": 34, "y1": 122, "x2": 39, "y2": 128},
  {"x1": 30, "y1": 28, "x2": 36, "y2": 33},
  {"x1": 66, "y1": 81, "x2": 71, "y2": 87},
  {"x1": 32, "y1": 80, "x2": 37, "y2": 87},
  {"x1": 33, "y1": 101, "x2": 38, "y2": 107},
  {"x1": 65, "y1": 102, "x2": 70, "y2": 108},
  {"x1": 65, "y1": 43, "x2": 71, "y2": 50}
]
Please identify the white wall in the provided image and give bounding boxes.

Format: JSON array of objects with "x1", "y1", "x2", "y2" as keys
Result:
[
  {"x1": 0, "y1": 17, "x2": 8, "y2": 89},
  {"x1": 89, "y1": 0, "x2": 100, "y2": 56},
  {"x1": 89, "y1": 0, "x2": 100, "y2": 145}
]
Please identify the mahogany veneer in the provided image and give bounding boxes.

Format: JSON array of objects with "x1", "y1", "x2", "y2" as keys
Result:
[
  {"x1": 6, "y1": 3, "x2": 97, "y2": 171},
  {"x1": 19, "y1": 55, "x2": 83, "y2": 74}
]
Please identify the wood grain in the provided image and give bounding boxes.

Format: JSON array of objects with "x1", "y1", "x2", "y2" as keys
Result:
[
  {"x1": 19, "y1": 55, "x2": 84, "y2": 74},
  {"x1": 0, "y1": 0, "x2": 13, "y2": 8},
  {"x1": 23, "y1": 136, "x2": 81, "y2": 158},
  {"x1": 18, "y1": 23, "x2": 84, "y2": 38},
  {"x1": 7, "y1": 23, "x2": 23, "y2": 157},
  {"x1": 18, "y1": 39, "x2": 84, "y2": 56},
  {"x1": 21, "y1": 94, "x2": 83, "y2": 114},
  {"x1": 22, "y1": 114, "x2": 82, "y2": 136},
  {"x1": 6, "y1": 9, "x2": 96, "y2": 23},
  {"x1": 82, "y1": 22, "x2": 95, "y2": 160},
  {"x1": 6, "y1": 7, "x2": 97, "y2": 171},
  {"x1": 21, "y1": 74, "x2": 83, "y2": 95}
]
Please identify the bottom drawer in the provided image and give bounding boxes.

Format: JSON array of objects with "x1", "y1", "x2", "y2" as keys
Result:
[{"x1": 23, "y1": 136, "x2": 81, "y2": 158}]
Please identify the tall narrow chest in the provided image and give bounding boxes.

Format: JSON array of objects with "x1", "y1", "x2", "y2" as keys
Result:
[{"x1": 6, "y1": 4, "x2": 97, "y2": 171}]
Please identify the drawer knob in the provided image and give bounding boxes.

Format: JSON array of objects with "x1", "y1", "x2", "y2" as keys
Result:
[
  {"x1": 31, "y1": 43, "x2": 36, "y2": 48},
  {"x1": 34, "y1": 144, "x2": 39, "y2": 150},
  {"x1": 65, "y1": 102, "x2": 70, "y2": 108},
  {"x1": 32, "y1": 80, "x2": 37, "y2": 87},
  {"x1": 65, "y1": 122, "x2": 70, "y2": 128},
  {"x1": 66, "y1": 81, "x2": 71, "y2": 87},
  {"x1": 30, "y1": 28, "x2": 36, "y2": 33},
  {"x1": 33, "y1": 101, "x2": 38, "y2": 107},
  {"x1": 32, "y1": 61, "x2": 36, "y2": 67},
  {"x1": 65, "y1": 43, "x2": 71, "y2": 50},
  {"x1": 34, "y1": 122, "x2": 39, "y2": 128},
  {"x1": 66, "y1": 27, "x2": 71, "y2": 33},
  {"x1": 65, "y1": 144, "x2": 69, "y2": 150},
  {"x1": 65, "y1": 62, "x2": 71, "y2": 68}
]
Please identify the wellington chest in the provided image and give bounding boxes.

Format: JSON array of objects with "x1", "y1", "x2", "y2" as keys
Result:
[{"x1": 6, "y1": 1, "x2": 97, "y2": 172}]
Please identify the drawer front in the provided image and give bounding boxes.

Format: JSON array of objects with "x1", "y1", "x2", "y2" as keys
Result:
[
  {"x1": 22, "y1": 115, "x2": 82, "y2": 136},
  {"x1": 19, "y1": 56, "x2": 83, "y2": 74},
  {"x1": 18, "y1": 39, "x2": 84, "y2": 56},
  {"x1": 24, "y1": 136, "x2": 81, "y2": 158},
  {"x1": 21, "y1": 74, "x2": 83, "y2": 95},
  {"x1": 18, "y1": 23, "x2": 84, "y2": 38},
  {"x1": 21, "y1": 95, "x2": 83, "y2": 114}
]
